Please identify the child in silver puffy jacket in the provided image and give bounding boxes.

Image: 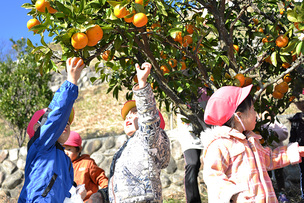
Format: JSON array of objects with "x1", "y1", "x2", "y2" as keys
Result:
[{"x1": 108, "y1": 62, "x2": 171, "y2": 203}]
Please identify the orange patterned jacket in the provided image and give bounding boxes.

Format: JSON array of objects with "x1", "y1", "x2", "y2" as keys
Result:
[
  {"x1": 201, "y1": 126, "x2": 301, "y2": 203},
  {"x1": 72, "y1": 154, "x2": 108, "y2": 201}
]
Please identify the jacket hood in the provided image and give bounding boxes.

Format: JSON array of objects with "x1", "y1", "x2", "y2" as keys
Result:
[
  {"x1": 73, "y1": 154, "x2": 90, "y2": 164},
  {"x1": 200, "y1": 126, "x2": 247, "y2": 149}
]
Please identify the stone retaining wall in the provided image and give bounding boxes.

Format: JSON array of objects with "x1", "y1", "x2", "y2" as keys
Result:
[{"x1": 0, "y1": 130, "x2": 202, "y2": 201}]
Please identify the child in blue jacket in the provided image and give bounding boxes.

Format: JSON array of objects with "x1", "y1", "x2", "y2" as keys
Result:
[{"x1": 18, "y1": 57, "x2": 85, "y2": 203}]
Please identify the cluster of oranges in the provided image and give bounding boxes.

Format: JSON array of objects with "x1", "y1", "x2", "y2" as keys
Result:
[
  {"x1": 113, "y1": 0, "x2": 149, "y2": 28},
  {"x1": 71, "y1": 25, "x2": 104, "y2": 50},
  {"x1": 272, "y1": 81, "x2": 289, "y2": 99},
  {"x1": 234, "y1": 73, "x2": 252, "y2": 87},
  {"x1": 172, "y1": 24, "x2": 194, "y2": 48},
  {"x1": 159, "y1": 58, "x2": 187, "y2": 75},
  {"x1": 27, "y1": 0, "x2": 58, "y2": 33}
]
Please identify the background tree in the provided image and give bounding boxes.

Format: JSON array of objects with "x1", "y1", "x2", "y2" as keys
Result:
[
  {"x1": 23, "y1": 0, "x2": 304, "y2": 142},
  {"x1": 0, "y1": 38, "x2": 53, "y2": 147}
]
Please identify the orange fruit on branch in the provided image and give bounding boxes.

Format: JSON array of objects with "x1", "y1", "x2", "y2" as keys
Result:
[
  {"x1": 135, "y1": 0, "x2": 150, "y2": 6},
  {"x1": 252, "y1": 18, "x2": 259, "y2": 25},
  {"x1": 272, "y1": 91, "x2": 284, "y2": 99},
  {"x1": 71, "y1": 33, "x2": 88, "y2": 50},
  {"x1": 114, "y1": 4, "x2": 128, "y2": 18},
  {"x1": 289, "y1": 95, "x2": 296, "y2": 102},
  {"x1": 151, "y1": 82, "x2": 157, "y2": 90},
  {"x1": 35, "y1": 0, "x2": 57, "y2": 14},
  {"x1": 151, "y1": 23, "x2": 161, "y2": 30},
  {"x1": 234, "y1": 73, "x2": 245, "y2": 87},
  {"x1": 168, "y1": 58, "x2": 177, "y2": 68},
  {"x1": 124, "y1": 10, "x2": 136, "y2": 23},
  {"x1": 86, "y1": 25, "x2": 103, "y2": 47},
  {"x1": 274, "y1": 82, "x2": 289, "y2": 94},
  {"x1": 264, "y1": 55, "x2": 272, "y2": 64},
  {"x1": 275, "y1": 34, "x2": 289, "y2": 48},
  {"x1": 233, "y1": 44, "x2": 239, "y2": 53},
  {"x1": 160, "y1": 51, "x2": 167, "y2": 59},
  {"x1": 174, "y1": 32, "x2": 182, "y2": 43},
  {"x1": 27, "y1": 19, "x2": 41, "y2": 33},
  {"x1": 185, "y1": 24, "x2": 194, "y2": 34},
  {"x1": 180, "y1": 61, "x2": 186, "y2": 70},
  {"x1": 102, "y1": 50, "x2": 114, "y2": 61},
  {"x1": 181, "y1": 35, "x2": 193, "y2": 47},
  {"x1": 243, "y1": 77, "x2": 253, "y2": 87},
  {"x1": 282, "y1": 62, "x2": 291, "y2": 69},
  {"x1": 160, "y1": 65, "x2": 170, "y2": 74},
  {"x1": 262, "y1": 37, "x2": 269, "y2": 43},
  {"x1": 132, "y1": 13, "x2": 148, "y2": 27},
  {"x1": 283, "y1": 73, "x2": 292, "y2": 83}
]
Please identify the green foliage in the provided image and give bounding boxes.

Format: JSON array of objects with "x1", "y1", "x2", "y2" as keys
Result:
[
  {"x1": 0, "y1": 38, "x2": 53, "y2": 147},
  {"x1": 23, "y1": 0, "x2": 304, "y2": 136}
]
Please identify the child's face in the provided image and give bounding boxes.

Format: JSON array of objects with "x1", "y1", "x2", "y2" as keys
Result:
[
  {"x1": 63, "y1": 145, "x2": 79, "y2": 162},
  {"x1": 124, "y1": 107, "x2": 139, "y2": 136},
  {"x1": 241, "y1": 104, "x2": 257, "y2": 131},
  {"x1": 57, "y1": 122, "x2": 71, "y2": 144}
]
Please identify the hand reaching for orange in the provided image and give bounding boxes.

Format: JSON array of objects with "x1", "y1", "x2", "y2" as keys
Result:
[{"x1": 135, "y1": 62, "x2": 151, "y2": 89}]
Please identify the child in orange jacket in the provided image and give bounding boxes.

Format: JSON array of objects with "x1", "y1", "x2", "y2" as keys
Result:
[{"x1": 63, "y1": 131, "x2": 108, "y2": 201}]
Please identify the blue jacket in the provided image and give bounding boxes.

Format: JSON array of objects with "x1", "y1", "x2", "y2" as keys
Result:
[{"x1": 18, "y1": 81, "x2": 78, "y2": 203}]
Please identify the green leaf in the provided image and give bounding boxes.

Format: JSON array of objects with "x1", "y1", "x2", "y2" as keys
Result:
[
  {"x1": 181, "y1": 117, "x2": 191, "y2": 124},
  {"x1": 40, "y1": 36, "x2": 47, "y2": 46},
  {"x1": 155, "y1": 1, "x2": 168, "y2": 16},
  {"x1": 177, "y1": 86, "x2": 183, "y2": 93},
  {"x1": 107, "y1": 1, "x2": 120, "y2": 7},
  {"x1": 79, "y1": 0, "x2": 85, "y2": 13},
  {"x1": 271, "y1": 52, "x2": 277, "y2": 67},
  {"x1": 287, "y1": 10, "x2": 298, "y2": 22},
  {"x1": 31, "y1": 46, "x2": 45, "y2": 53},
  {"x1": 55, "y1": 1, "x2": 72, "y2": 17},
  {"x1": 27, "y1": 39, "x2": 35, "y2": 48},
  {"x1": 220, "y1": 55, "x2": 229, "y2": 66},
  {"x1": 134, "y1": 3, "x2": 146, "y2": 13},
  {"x1": 296, "y1": 41, "x2": 303, "y2": 56},
  {"x1": 282, "y1": 39, "x2": 298, "y2": 52},
  {"x1": 90, "y1": 77, "x2": 97, "y2": 83},
  {"x1": 21, "y1": 3, "x2": 34, "y2": 9}
]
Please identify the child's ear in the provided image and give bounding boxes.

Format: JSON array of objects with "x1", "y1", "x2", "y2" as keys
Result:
[{"x1": 79, "y1": 146, "x2": 83, "y2": 152}]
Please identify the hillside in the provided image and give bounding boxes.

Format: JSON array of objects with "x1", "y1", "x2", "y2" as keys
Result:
[{"x1": 0, "y1": 80, "x2": 299, "y2": 150}]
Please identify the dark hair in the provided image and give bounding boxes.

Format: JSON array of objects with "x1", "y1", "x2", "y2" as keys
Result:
[
  {"x1": 224, "y1": 94, "x2": 253, "y2": 128},
  {"x1": 75, "y1": 146, "x2": 81, "y2": 152}
]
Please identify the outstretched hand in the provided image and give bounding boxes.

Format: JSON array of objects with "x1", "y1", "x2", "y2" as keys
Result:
[
  {"x1": 135, "y1": 62, "x2": 151, "y2": 88},
  {"x1": 66, "y1": 57, "x2": 85, "y2": 85}
]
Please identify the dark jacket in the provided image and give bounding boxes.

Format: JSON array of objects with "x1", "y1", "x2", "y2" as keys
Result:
[
  {"x1": 288, "y1": 112, "x2": 304, "y2": 146},
  {"x1": 18, "y1": 80, "x2": 78, "y2": 203}
]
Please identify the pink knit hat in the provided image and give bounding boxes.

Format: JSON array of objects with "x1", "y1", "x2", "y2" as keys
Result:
[
  {"x1": 121, "y1": 100, "x2": 165, "y2": 129},
  {"x1": 27, "y1": 108, "x2": 47, "y2": 139},
  {"x1": 27, "y1": 107, "x2": 75, "y2": 139},
  {"x1": 64, "y1": 131, "x2": 82, "y2": 147},
  {"x1": 204, "y1": 85, "x2": 253, "y2": 126}
]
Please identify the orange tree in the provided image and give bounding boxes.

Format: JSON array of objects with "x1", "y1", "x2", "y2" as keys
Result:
[{"x1": 22, "y1": 0, "x2": 304, "y2": 138}]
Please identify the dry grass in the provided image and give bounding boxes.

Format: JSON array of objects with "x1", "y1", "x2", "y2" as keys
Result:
[
  {"x1": 70, "y1": 84, "x2": 128, "y2": 139},
  {"x1": 0, "y1": 82, "x2": 300, "y2": 150}
]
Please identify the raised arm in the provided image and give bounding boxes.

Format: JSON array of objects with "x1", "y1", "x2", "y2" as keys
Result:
[{"x1": 38, "y1": 57, "x2": 85, "y2": 149}]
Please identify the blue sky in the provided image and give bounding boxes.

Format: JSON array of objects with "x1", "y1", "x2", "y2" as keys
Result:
[{"x1": 0, "y1": 1, "x2": 52, "y2": 48}]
